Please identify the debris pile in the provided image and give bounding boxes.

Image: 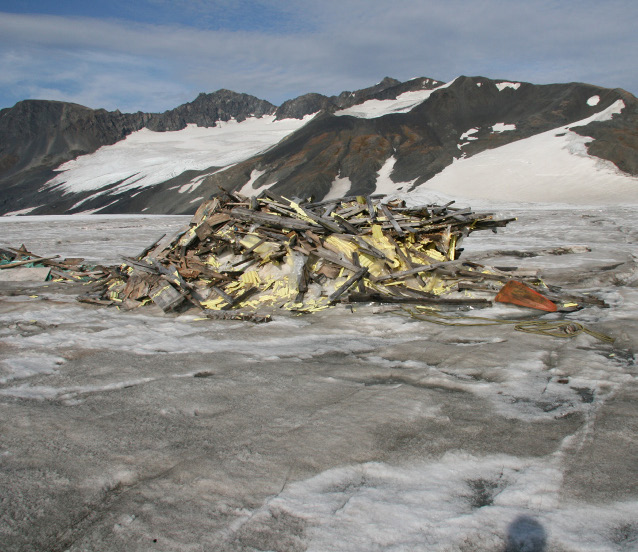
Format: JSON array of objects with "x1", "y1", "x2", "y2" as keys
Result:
[
  {"x1": 80, "y1": 191, "x2": 542, "y2": 317},
  {"x1": 0, "y1": 245, "x2": 107, "y2": 283},
  {"x1": 0, "y1": 193, "x2": 609, "y2": 324}
]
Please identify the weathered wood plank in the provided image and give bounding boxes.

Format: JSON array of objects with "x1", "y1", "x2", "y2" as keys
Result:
[
  {"x1": 221, "y1": 286, "x2": 259, "y2": 310},
  {"x1": 373, "y1": 260, "x2": 460, "y2": 282},
  {"x1": 332, "y1": 214, "x2": 359, "y2": 234},
  {"x1": 346, "y1": 292, "x2": 492, "y2": 307},
  {"x1": 351, "y1": 252, "x2": 366, "y2": 293},
  {"x1": 0, "y1": 255, "x2": 60, "y2": 269},
  {"x1": 231, "y1": 207, "x2": 320, "y2": 231},
  {"x1": 379, "y1": 204, "x2": 405, "y2": 236},
  {"x1": 210, "y1": 285, "x2": 234, "y2": 305},
  {"x1": 329, "y1": 268, "x2": 368, "y2": 303},
  {"x1": 312, "y1": 246, "x2": 360, "y2": 273},
  {"x1": 366, "y1": 195, "x2": 377, "y2": 221},
  {"x1": 305, "y1": 194, "x2": 386, "y2": 208},
  {"x1": 204, "y1": 311, "x2": 272, "y2": 323}
]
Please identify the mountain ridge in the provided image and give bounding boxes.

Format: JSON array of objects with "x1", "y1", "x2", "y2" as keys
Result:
[
  {"x1": 203, "y1": 76, "x2": 638, "y2": 201},
  {"x1": 1, "y1": 75, "x2": 637, "y2": 215}
]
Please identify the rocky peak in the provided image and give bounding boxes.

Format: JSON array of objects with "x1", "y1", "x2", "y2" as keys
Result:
[
  {"x1": 145, "y1": 89, "x2": 277, "y2": 131},
  {"x1": 335, "y1": 76, "x2": 402, "y2": 107},
  {"x1": 274, "y1": 93, "x2": 334, "y2": 120}
]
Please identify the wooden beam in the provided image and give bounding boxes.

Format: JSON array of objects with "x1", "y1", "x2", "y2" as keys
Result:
[
  {"x1": 379, "y1": 204, "x2": 405, "y2": 236},
  {"x1": 231, "y1": 207, "x2": 321, "y2": 231},
  {"x1": 329, "y1": 268, "x2": 368, "y2": 303},
  {"x1": 312, "y1": 246, "x2": 360, "y2": 273},
  {"x1": 0, "y1": 255, "x2": 60, "y2": 269},
  {"x1": 347, "y1": 292, "x2": 492, "y2": 307}
]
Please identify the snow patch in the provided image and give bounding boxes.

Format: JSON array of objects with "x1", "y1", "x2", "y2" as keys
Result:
[
  {"x1": 492, "y1": 123, "x2": 517, "y2": 133},
  {"x1": 3, "y1": 206, "x2": 43, "y2": 216},
  {"x1": 77, "y1": 199, "x2": 119, "y2": 214},
  {"x1": 335, "y1": 79, "x2": 457, "y2": 119},
  {"x1": 570, "y1": 99, "x2": 624, "y2": 126},
  {"x1": 324, "y1": 175, "x2": 352, "y2": 201},
  {"x1": 496, "y1": 82, "x2": 521, "y2": 91},
  {"x1": 178, "y1": 181, "x2": 202, "y2": 194},
  {"x1": 190, "y1": 171, "x2": 218, "y2": 187},
  {"x1": 460, "y1": 128, "x2": 479, "y2": 141},
  {"x1": 373, "y1": 156, "x2": 398, "y2": 195},
  {"x1": 238, "y1": 169, "x2": 268, "y2": 197},
  {"x1": 373, "y1": 158, "x2": 420, "y2": 197},
  {"x1": 587, "y1": 95, "x2": 600, "y2": 106}
]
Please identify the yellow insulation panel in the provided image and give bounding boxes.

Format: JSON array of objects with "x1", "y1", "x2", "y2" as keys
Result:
[{"x1": 324, "y1": 235, "x2": 358, "y2": 258}]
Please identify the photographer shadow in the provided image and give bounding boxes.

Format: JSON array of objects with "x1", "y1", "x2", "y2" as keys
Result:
[{"x1": 505, "y1": 515, "x2": 547, "y2": 552}]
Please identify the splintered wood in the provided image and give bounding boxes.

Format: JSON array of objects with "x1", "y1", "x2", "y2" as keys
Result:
[
  {"x1": 83, "y1": 191, "x2": 525, "y2": 315},
  {"x1": 0, "y1": 245, "x2": 108, "y2": 283}
]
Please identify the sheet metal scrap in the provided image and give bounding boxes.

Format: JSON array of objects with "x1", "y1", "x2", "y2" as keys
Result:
[{"x1": 85, "y1": 191, "x2": 522, "y2": 315}]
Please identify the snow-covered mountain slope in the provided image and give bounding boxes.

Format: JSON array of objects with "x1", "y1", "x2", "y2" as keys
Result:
[
  {"x1": 1, "y1": 77, "x2": 437, "y2": 215},
  {"x1": 41, "y1": 115, "x2": 316, "y2": 213},
  {"x1": 210, "y1": 77, "x2": 638, "y2": 206},
  {"x1": 1, "y1": 75, "x2": 637, "y2": 215},
  {"x1": 0, "y1": 89, "x2": 279, "y2": 215},
  {"x1": 401, "y1": 99, "x2": 638, "y2": 205}
]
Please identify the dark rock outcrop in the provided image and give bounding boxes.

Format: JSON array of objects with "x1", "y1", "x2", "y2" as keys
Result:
[
  {"x1": 572, "y1": 88, "x2": 638, "y2": 176},
  {"x1": 0, "y1": 100, "x2": 150, "y2": 178},
  {"x1": 274, "y1": 93, "x2": 335, "y2": 120}
]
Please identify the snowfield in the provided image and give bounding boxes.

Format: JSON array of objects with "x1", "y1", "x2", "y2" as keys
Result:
[
  {"x1": 1, "y1": 200, "x2": 637, "y2": 551},
  {"x1": 334, "y1": 78, "x2": 457, "y2": 119},
  {"x1": 44, "y1": 114, "x2": 316, "y2": 196}
]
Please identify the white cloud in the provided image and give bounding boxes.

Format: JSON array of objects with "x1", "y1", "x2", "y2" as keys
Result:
[{"x1": 0, "y1": 1, "x2": 636, "y2": 112}]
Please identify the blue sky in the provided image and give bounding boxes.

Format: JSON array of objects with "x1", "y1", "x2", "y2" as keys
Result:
[{"x1": 1, "y1": 0, "x2": 636, "y2": 112}]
